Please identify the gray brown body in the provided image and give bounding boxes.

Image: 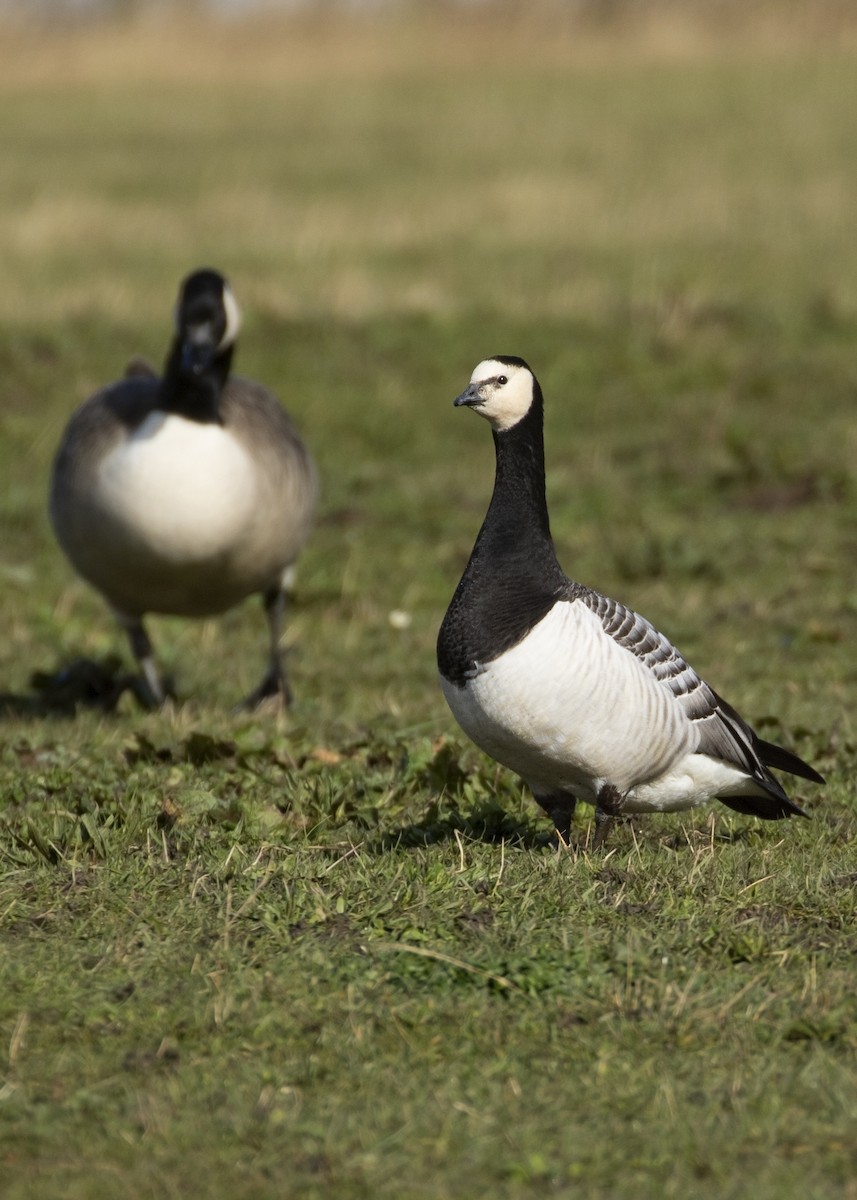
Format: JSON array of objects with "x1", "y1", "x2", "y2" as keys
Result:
[{"x1": 50, "y1": 375, "x2": 317, "y2": 620}]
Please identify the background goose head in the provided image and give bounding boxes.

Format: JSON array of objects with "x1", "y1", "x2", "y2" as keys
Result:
[
  {"x1": 454, "y1": 355, "x2": 541, "y2": 433},
  {"x1": 163, "y1": 268, "x2": 242, "y2": 420}
]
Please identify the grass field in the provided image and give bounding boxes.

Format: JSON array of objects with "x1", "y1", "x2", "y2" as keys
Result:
[{"x1": 1, "y1": 8, "x2": 856, "y2": 1197}]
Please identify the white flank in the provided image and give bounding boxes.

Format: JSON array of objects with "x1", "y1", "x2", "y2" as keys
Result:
[
  {"x1": 441, "y1": 600, "x2": 760, "y2": 814},
  {"x1": 95, "y1": 412, "x2": 258, "y2": 562}
]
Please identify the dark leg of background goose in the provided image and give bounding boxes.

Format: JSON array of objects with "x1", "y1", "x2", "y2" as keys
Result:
[
  {"x1": 592, "y1": 809, "x2": 614, "y2": 848},
  {"x1": 535, "y1": 792, "x2": 577, "y2": 845},
  {"x1": 592, "y1": 783, "x2": 625, "y2": 848},
  {"x1": 237, "y1": 585, "x2": 291, "y2": 710},
  {"x1": 117, "y1": 614, "x2": 165, "y2": 707}
]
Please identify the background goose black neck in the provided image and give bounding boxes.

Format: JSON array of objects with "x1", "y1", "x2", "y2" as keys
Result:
[
  {"x1": 437, "y1": 382, "x2": 572, "y2": 687},
  {"x1": 160, "y1": 340, "x2": 234, "y2": 424}
]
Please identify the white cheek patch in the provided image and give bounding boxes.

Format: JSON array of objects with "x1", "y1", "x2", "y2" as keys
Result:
[
  {"x1": 219, "y1": 283, "x2": 242, "y2": 350},
  {"x1": 465, "y1": 359, "x2": 533, "y2": 433},
  {"x1": 480, "y1": 383, "x2": 532, "y2": 432}
]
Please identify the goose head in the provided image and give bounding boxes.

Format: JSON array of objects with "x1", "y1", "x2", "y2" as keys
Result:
[
  {"x1": 162, "y1": 269, "x2": 241, "y2": 419},
  {"x1": 454, "y1": 356, "x2": 538, "y2": 433},
  {"x1": 173, "y1": 268, "x2": 241, "y2": 379}
]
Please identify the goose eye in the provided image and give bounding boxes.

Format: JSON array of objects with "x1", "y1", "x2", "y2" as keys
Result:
[{"x1": 497, "y1": 375, "x2": 508, "y2": 386}]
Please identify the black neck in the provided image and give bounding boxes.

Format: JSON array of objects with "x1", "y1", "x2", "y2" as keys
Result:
[
  {"x1": 160, "y1": 340, "x2": 233, "y2": 423},
  {"x1": 437, "y1": 394, "x2": 569, "y2": 686},
  {"x1": 481, "y1": 400, "x2": 557, "y2": 563}
]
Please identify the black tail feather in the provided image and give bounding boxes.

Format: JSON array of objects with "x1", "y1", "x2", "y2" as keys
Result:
[
  {"x1": 720, "y1": 792, "x2": 809, "y2": 821},
  {"x1": 710, "y1": 693, "x2": 823, "y2": 820},
  {"x1": 756, "y1": 736, "x2": 825, "y2": 785}
]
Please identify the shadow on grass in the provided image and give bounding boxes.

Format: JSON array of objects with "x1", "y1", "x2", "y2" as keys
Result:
[
  {"x1": 660, "y1": 821, "x2": 782, "y2": 849},
  {"x1": 0, "y1": 655, "x2": 149, "y2": 718},
  {"x1": 367, "y1": 798, "x2": 551, "y2": 854},
  {"x1": 369, "y1": 802, "x2": 783, "y2": 857}
]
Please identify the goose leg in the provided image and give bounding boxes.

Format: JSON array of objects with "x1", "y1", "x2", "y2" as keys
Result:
[
  {"x1": 116, "y1": 613, "x2": 166, "y2": 708},
  {"x1": 237, "y1": 585, "x2": 292, "y2": 710},
  {"x1": 535, "y1": 792, "x2": 577, "y2": 845},
  {"x1": 592, "y1": 783, "x2": 626, "y2": 848}
]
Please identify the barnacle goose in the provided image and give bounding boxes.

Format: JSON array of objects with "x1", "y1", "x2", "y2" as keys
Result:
[
  {"x1": 437, "y1": 356, "x2": 823, "y2": 844},
  {"x1": 50, "y1": 268, "x2": 318, "y2": 709}
]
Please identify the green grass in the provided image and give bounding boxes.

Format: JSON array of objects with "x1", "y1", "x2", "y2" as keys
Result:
[{"x1": 1, "y1": 11, "x2": 856, "y2": 1198}]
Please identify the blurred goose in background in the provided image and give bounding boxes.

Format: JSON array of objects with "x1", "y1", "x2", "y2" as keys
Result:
[
  {"x1": 50, "y1": 268, "x2": 318, "y2": 709},
  {"x1": 437, "y1": 355, "x2": 823, "y2": 845}
]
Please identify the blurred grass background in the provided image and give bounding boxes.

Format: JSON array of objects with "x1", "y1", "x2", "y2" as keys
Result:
[
  {"x1": 2, "y1": 0, "x2": 856, "y2": 727},
  {"x1": 1, "y1": 3, "x2": 856, "y2": 1197}
]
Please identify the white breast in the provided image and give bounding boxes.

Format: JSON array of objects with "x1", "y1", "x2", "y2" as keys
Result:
[
  {"x1": 441, "y1": 600, "x2": 717, "y2": 811},
  {"x1": 94, "y1": 412, "x2": 258, "y2": 563}
]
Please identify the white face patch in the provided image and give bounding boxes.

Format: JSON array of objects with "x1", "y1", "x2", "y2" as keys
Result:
[
  {"x1": 219, "y1": 282, "x2": 242, "y2": 351},
  {"x1": 465, "y1": 358, "x2": 534, "y2": 432}
]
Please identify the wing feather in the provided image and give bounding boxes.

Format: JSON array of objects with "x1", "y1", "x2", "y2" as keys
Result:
[
  {"x1": 576, "y1": 588, "x2": 815, "y2": 815},
  {"x1": 579, "y1": 589, "x2": 725, "y2": 733}
]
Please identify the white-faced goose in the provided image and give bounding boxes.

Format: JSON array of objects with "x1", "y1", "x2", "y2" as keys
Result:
[
  {"x1": 437, "y1": 356, "x2": 823, "y2": 845},
  {"x1": 50, "y1": 268, "x2": 318, "y2": 709}
]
